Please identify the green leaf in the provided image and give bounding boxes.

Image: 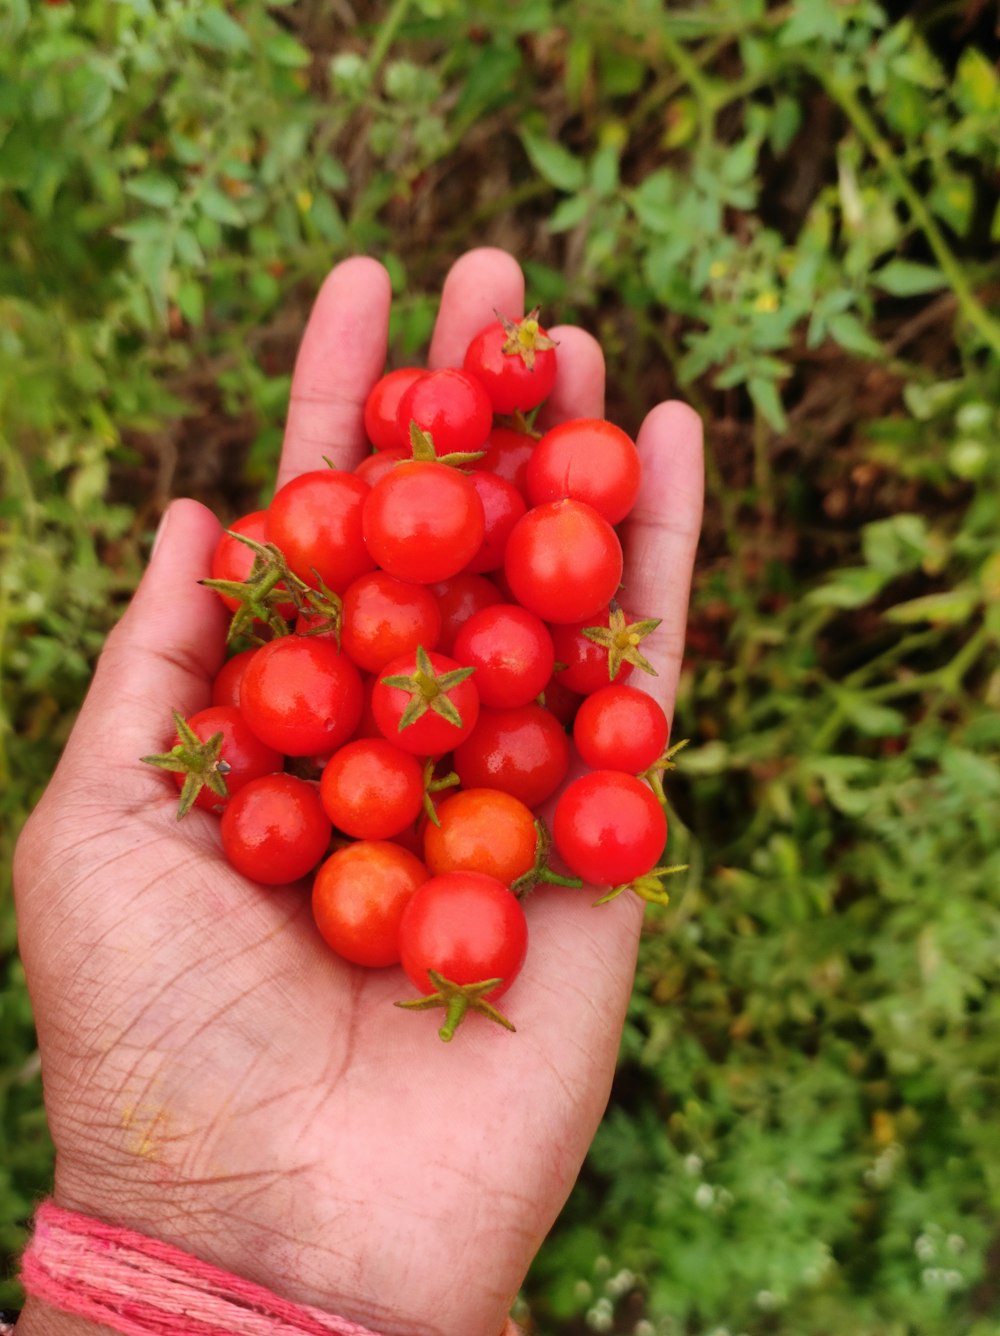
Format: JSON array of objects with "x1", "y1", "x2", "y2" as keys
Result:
[
  {"x1": 837, "y1": 694, "x2": 907, "y2": 738},
  {"x1": 519, "y1": 127, "x2": 586, "y2": 192},
  {"x1": 548, "y1": 194, "x2": 590, "y2": 233},
  {"x1": 125, "y1": 172, "x2": 179, "y2": 209},
  {"x1": 747, "y1": 376, "x2": 787, "y2": 431},
  {"x1": 884, "y1": 587, "x2": 980, "y2": 625},
  {"x1": 955, "y1": 46, "x2": 998, "y2": 115},
  {"x1": 828, "y1": 311, "x2": 881, "y2": 358},
  {"x1": 181, "y1": 6, "x2": 251, "y2": 54},
  {"x1": 453, "y1": 43, "x2": 521, "y2": 127},
  {"x1": 806, "y1": 566, "x2": 887, "y2": 609},
  {"x1": 266, "y1": 30, "x2": 311, "y2": 68},
  {"x1": 873, "y1": 260, "x2": 947, "y2": 297},
  {"x1": 200, "y1": 186, "x2": 245, "y2": 227}
]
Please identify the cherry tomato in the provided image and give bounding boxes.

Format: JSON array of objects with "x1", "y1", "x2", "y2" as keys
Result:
[
  {"x1": 341, "y1": 571, "x2": 442, "y2": 675},
  {"x1": 553, "y1": 771, "x2": 666, "y2": 886},
  {"x1": 464, "y1": 472, "x2": 527, "y2": 574},
  {"x1": 399, "y1": 871, "x2": 528, "y2": 1001},
  {"x1": 221, "y1": 774, "x2": 331, "y2": 885},
  {"x1": 453, "y1": 603, "x2": 554, "y2": 709},
  {"x1": 526, "y1": 418, "x2": 641, "y2": 525},
  {"x1": 267, "y1": 470, "x2": 375, "y2": 594},
  {"x1": 363, "y1": 367, "x2": 426, "y2": 451},
  {"x1": 319, "y1": 738, "x2": 424, "y2": 840},
  {"x1": 372, "y1": 648, "x2": 480, "y2": 756},
  {"x1": 540, "y1": 673, "x2": 583, "y2": 727},
  {"x1": 424, "y1": 788, "x2": 537, "y2": 883},
  {"x1": 549, "y1": 609, "x2": 637, "y2": 695},
  {"x1": 504, "y1": 499, "x2": 623, "y2": 624},
  {"x1": 453, "y1": 703, "x2": 570, "y2": 809},
  {"x1": 151, "y1": 705, "x2": 282, "y2": 816},
  {"x1": 312, "y1": 840, "x2": 428, "y2": 967},
  {"x1": 240, "y1": 636, "x2": 363, "y2": 756},
  {"x1": 396, "y1": 367, "x2": 493, "y2": 457},
  {"x1": 430, "y1": 573, "x2": 504, "y2": 655},
  {"x1": 209, "y1": 510, "x2": 297, "y2": 620},
  {"x1": 211, "y1": 648, "x2": 258, "y2": 709},
  {"x1": 462, "y1": 312, "x2": 558, "y2": 414},
  {"x1": 354, "y1": 447, "x2": 408, "y2": 488},
  {"x1": 472, "y1": 426, "x2": 536, "y2": 495},
  {"x1": 573, "y1": 685, "x2": 669, "y2": 774},
  {"x1": 362, "y1": 460, "x2": 485, "y2": 584}
]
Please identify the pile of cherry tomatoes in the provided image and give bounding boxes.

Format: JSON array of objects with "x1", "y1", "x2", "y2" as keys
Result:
[{"x1": 144, "y1": 310, "x2": 681, "y2": 1040}]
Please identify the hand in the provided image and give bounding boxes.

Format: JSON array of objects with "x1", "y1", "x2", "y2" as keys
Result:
[{"x1": 13, "y1": 249, "x2": 703, "y2": 1336}]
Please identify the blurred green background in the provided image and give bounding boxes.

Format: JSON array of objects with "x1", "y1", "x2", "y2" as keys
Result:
[{"x1": 2, "y1": 1, "x2": 1000, "y2": 1331}]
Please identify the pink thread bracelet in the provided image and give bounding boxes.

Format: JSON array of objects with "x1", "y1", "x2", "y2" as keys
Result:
[
  {"x1": 21, "y1": 1202, "x2": 521, "y2": 1336},
  {"x1": 21, "y1": 1200, "x2": 385, "y2": 1336}
]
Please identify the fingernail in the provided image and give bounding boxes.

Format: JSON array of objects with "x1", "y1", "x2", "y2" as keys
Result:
[{"x1": 150, "y1": 504, "x2": 172, "y2": 561}]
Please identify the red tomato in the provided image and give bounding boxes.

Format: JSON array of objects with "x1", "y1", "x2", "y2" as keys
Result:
[
  {"x1": 424, "y1": 788, "x2": 537, "y2": 884},
  {"x1": 373, "y1": 648, "x2": 480, "y2": 756},
  {"x1": 549, "y1": 609, "x2": 637, "y2": 695},
  {"x1": 526, "y1": 418, "x2": 641, "y2": 524},
  {"x1": 553, "y1": 771, "x2": 666, "y2": 886},
  {"x1": 573, "y1": 685, "x2": 669, "y2": 774},
  {"x1": 540, "y1": 673, "x2": 583, "y2": 727},
  {"x1": 399, "y1": 871, "x2": 528, "y2": 1001},
  {"x1": 149, "y1": 705, "x2": 282, "y2": 816},
  {"x1": 312, "y1": 840, "x2": 428, "y2": 967},
  {"x1": 453, "y1": 703, "x2": 570, "y2": 809},
  {"x1": 464, "y1": 471, "x2": 527, "y2": 574},
  {"x1": 211, "y1": 648, "x2": 258, "y2": 709},
  {"x1": 354, "y1": 447, "x2": 408, "y2": 488},
  {"x1": 462, "y1": 312, "x2": 558, "y2": 414},
  {"x1": 363, "y1": 367, "x2": 425, "y2": 451},
  {"x1": 240, "y1": 636, "x2": 363, "y2": 756},
  {"x1": 209, "y1": 510, "x2": 296, "y2": 620},
  {"x1": 341, "y1": 571, "x2": 442, "y2": 674},
  {"x1": 319, "y1": 738, "x2": 424, "y2": 840},
  {"x1": 453, "y1": 603, "x2": 554, "y2": 709},
  {"x1": 267, "y1": 470, "x2": 375, "y2": 594},
  {"x1": 221, "y1": 774, "x2": 331, "y2": 885},
  {"x1": 472, "y1": 426, "x2": 536, "y2": 495},
  {"x1": 362, "y1": 460, "x2": 485, "y2": 583},
  {"x1": 504, "y1": 499, "x2": 623, "y2": 624},
  {"x1": 396, "y1": 367, "x2": 493, "y2": 457},
  {"x1": 430, "y1": 573, "x2": 504, "y2": 655}
]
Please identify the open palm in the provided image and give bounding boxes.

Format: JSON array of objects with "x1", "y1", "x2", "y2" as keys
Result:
[{"x1": 13, "y1": 249, "x2": 703, "y2": 1336}]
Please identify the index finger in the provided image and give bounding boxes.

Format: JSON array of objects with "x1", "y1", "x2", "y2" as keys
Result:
[{"x1": 275, "y1": 257, "x2": 392, "y2": 491}]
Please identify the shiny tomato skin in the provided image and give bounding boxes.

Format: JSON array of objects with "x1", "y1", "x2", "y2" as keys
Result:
[
  {"x1": 430, "y1": 573, "x2": 504, "y2": 655},
  {"x1": 472, "y1": 426, "x2": 536, "y2": 495},
  {"x1": 362, "y1": 460, "x2": 486, "y2": 584},
  {"x1": 526, "y1": 418, "x2": 641, "y2": 525},
  {"x1": 452, "y1": 603, "x2": 554, "y2": 709},
  {"x1": 399, "y1": 871, "x2": 528, "y2": 1001},
  {"x1": 319, "y1": 738, "x2": 424, "y2": 840},
  {"x1": 240, "y1": 636, "x2": 364, "y2": 756},
  {"x1": 463, "y1": 318, "x2": 558, "y2": 414},
  {"x1": 363, "y1": 367, "x2": 426, "y2": 451},
  {"x1": 424, "y1": 788, "x2": 537, "y2": 883},
  {"x1": 504, "y1": 499, "x2": 623, "y2": 624},
  {"x1": 341, "y1": 571, "x2": 442, "y2": 675},
  {"x1": 396, "y1": 367, "x2": 493, "y2": 457},
  {"x1": 209, "y1": 510, "x2": 297, "y2": 620},
  {"x1": 464, "y1": 472, "x2": 528, "y2": 574},
  {"x1": 312, "y1": 840, "x2": 428, "y2": 967},
  {"x1": 372, "y1": 649, "x2": 480, "y2": 756},
  {"x1": 453, "y1": 703, "x2": 570, "y2": 809},
  {"x1": 221, "y1": 774, "x2": 331, "y2": 885},
  {"x1": 553, "y1": 771, "x2": 667, "y2": 886},
  {"x1": 550, "y1": 610, "x2": 636, "y2": 695},
  {"x1": 573, "y1": 685, "x2": 669, "y2": 774},
  {"x1": 172, "y1": 705, "x2": 282, "y2": 814},
  {"x1": 210, "y1": 648, "x2": 258, "y2": 710},
  {"x1": 354, "y1": 447, "x2": 408, "y2": 488},
  {"x1": 267, "y1": 470, "x2": 375, "y2": 595}
]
